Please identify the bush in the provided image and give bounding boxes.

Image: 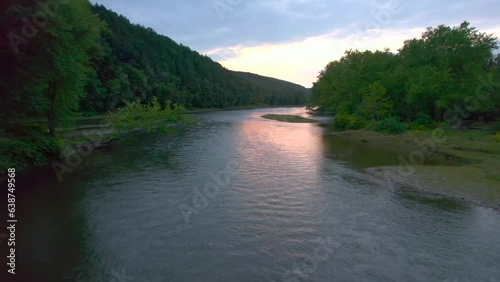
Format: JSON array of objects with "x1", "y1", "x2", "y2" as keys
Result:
[
  {"x1": 410, "y1": 113, "x2": 435, "y2": 130},
  {"x1": 0, "y1": 125, "x2": 60, "y2": 172},
  {"x1": 351, "y1": 119, "x2": 366, "y2": 130},
  {"x1": 438, "y1": 121, "x2": 451, "y2": 130},
  {"x1": 375, "y1": 117, "x2": 407, "y2": 134},
  {"x1": 333, "y1": 114, "x2": 366, "y2": 130},
  {"x1": 106, "y1": 97, "x2": 187, "y2": 134},
  {"x1": 493, "y1": 132, "x2": 500, "y2": 143},
  {"x1": 413, "y1": 125, "x2": 429, "y2": 130},
  {"x1": 333, "y1": 114, "x2": 351, "y2": 130}
]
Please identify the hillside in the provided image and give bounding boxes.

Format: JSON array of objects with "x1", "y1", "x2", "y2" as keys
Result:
[
  {"x1": 234, "y1": 72, "x2": 309, "y2": 105},
  {"x1": 0, "y1": 0, "x2": 309, "y2": 173},
  {"x1": 82, "y1": 5, "x2": 308, "y2": 113}
]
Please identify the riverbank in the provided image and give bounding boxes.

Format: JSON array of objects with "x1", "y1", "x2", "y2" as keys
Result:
[
  {"x1": 184, "y1": 104, "x2": 306, "y2": 114},
  {"x1": 262, "y1": 114, "x2": 319, "y2": 123},
  {"x1": 326, "y1": 128, "x2": 500, "y2": 209},
  {"x1": 2, "y1": 106, "x2": 307, "y2": 180}
]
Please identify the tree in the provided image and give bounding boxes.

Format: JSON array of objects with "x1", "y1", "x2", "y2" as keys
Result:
[
  {"x1": 361, "y1": 81, "x2": 392, "y2": 121},
  {"x1": 1, "y1": 0, "x2": 104, "y2": 136},
  {"x1": 400, "y1": 21, "x2": 498, "y2": 119},
  {"x1": 311, "y1": 22, "x2": 499, "y2": 125}
]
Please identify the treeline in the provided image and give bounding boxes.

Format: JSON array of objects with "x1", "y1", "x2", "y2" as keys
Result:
[
  {"x1": 84, "y1": 5, "x2": 308, "y2": 113},
  {"x1": 311, "y1": 22, "x2": 500, "y2": 133},
  {"x1": 0, "y1": 1, "x2": 308, "y2": 133},
  {"x1": 233, "y1": 71, "x2": 310, "y2": 105},
  {"x1": 0, "y1": 0, "x2": 307, "y2": 171}
]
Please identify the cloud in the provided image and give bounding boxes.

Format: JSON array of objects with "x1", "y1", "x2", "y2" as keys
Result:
[
  {"x1": 93, "y1": 0, "x2": 500, "y2": 86},
  {"x1": 206, "y1": 27, "x2": 425, "y2": 87}
]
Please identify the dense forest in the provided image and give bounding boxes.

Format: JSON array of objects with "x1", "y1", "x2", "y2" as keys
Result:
[
  {"x1": 310, "y1": 22, "x2": 500, "y2": 133},
  {"x1": 84, "y1": 5, "x2": 308, "y2": 113},
  {"x1": 233, "y1": 71, "x2": 308, "y2": 106},
  {"x1": 0, "y1": 1, "x2": 307, "y2": 172},
  {"x1": 0, "y1": 1, "x2": 308, "y2": 129}
]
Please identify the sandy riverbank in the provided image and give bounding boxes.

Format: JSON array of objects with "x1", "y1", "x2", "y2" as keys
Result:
[{"x1": 325, "y1": 129, "x2": 500, "y2": 209}]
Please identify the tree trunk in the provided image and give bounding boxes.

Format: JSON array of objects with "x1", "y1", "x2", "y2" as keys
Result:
[{"x1": 48, "y1": 81, "x2": 57, "y2": 136}]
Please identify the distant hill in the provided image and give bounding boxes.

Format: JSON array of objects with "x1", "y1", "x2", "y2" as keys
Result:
[
  {"x1": 234, "y1": 71, "x2": 305, "y2": 89},
  {"x1": 81, "y1": 5, "x2": 309, "y2": 112},
  {"x1": 233, "y1": 72, "x2": 309, "y2": 105}
]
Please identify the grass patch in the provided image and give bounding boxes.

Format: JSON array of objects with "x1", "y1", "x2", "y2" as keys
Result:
[
  {"x1": 262, "y1": 114, "x2": 319, "y2": 123},
  {"x1": 330, "y1": 127, "x2": 500, "y2": 206}
]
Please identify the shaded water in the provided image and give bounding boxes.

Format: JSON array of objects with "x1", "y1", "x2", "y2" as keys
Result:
[{"x1": 3, "y1": 108, "x2": 500, "y2": 282}]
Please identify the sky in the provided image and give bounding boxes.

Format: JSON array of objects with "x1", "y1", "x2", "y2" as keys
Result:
[{"x1": 93, "y1": 0, "x2": 500, "y2": 88}]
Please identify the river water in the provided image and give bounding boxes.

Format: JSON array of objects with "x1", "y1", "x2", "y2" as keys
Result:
[{"x1": 6, "y1": 108, "x2": 500, "y2": 282}]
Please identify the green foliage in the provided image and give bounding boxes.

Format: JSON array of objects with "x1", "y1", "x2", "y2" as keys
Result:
[
  {"x1": 0, "y1": 2, "x2": 310, "y2": 173},
  {"x1": 312, "y1": 49, "x2": 398, "y2": 117},
  {"x1": 311, "y1": 22, "x2": 499, "y2": 127},
  {"x1": 410, "y1": 113, "x2": 436, "y2": 130},
  {"x1": 106, "y1": 97, "x2": 187, "y2": 134},
  {"x1": 438, "y1": 121, "x2": 451, "y2": 130},
  {"x1": 360, "y1": 81, "x2": 393, "y2": 121},
  {"x1": 234, "y1": 72, "x2": 309, "y2": 105},
  {"x1": 333, "y1": 114, "x2": 366, "y2": 130},
  {"x1": 374, "y1": 117, "x2": 407, "y2": 134},
  {"x1": 493, "y1": 133, "x2": 500, "y2": 143},
  {"x1": 82, "y1": 5, "x2": 308, "y2": 111},
  {"x1": 0, "y1": 126, "x2": 59, "y2": 172},
  {"x1": 0, "y1": 0, "x2": 105, "y2": 136}
]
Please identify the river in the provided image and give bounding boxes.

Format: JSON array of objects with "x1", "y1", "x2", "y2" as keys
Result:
[{"x1": 5, "y1": 107, "x2": 500, "y2": 282}]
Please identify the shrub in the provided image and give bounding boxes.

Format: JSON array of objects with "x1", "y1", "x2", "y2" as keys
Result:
[
  {"x1": 375, "y1": 117, "x2": 407, "y2": 134},
  {"x1": 333, "y1": 114, "x2": 366, "y2": 130},
  {"x1": 493, "y1": 132, "x2": 500, "y2": 143},
  {"x1": 351, "y1": 117, "x2": 366, "y2": 130},
  {"x1": 413, "y1": 125, "x2": 429, "y2": 131},
  {"x1": 365, "y1": 120, "x2": 378, "y2": 130},
  {"x1": 0, "y1": 125, "x2": 59, "y2": 172},
  {"x1": 333, "y1": 114, "x2": 351, "y2": 130},
  {"x1": 410, "y1": 113, "x2": 435, "y2": 130},
  {"x1": 106, "y1": 97, "x2": 187, "y2": 134},
  {"x1": 438, "y1": 121, "x2": 451, "y2": 130}
]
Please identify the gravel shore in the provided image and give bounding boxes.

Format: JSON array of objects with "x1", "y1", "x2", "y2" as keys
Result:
[{"x1": 365, "y1": 165, "x2": 500, "y2": 210}]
